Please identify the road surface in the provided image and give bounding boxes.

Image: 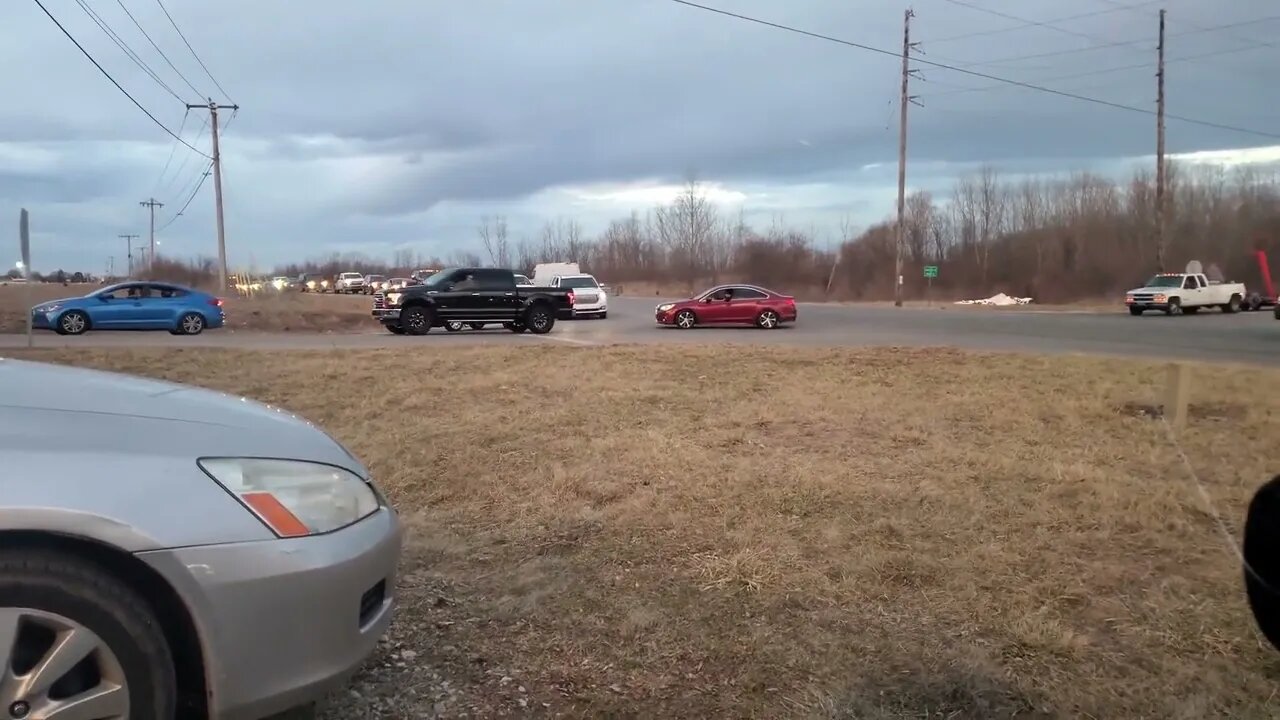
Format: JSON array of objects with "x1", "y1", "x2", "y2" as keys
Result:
[{"x1": 1, "y1": 297, "x2": 1275, "y2": 365}]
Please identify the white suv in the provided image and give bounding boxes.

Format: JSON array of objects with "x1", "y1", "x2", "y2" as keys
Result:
[
  {"x1": 551, "y1": 274, "x2": 608, "y2": 318},
  {"x1": 334, "y1": 272, "x2": 366, "y2": 294}
]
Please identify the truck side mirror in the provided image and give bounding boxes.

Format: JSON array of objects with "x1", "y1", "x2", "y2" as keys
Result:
[{"x1": 1245, "y1": 475, "x2": 1280, "y2": 651}]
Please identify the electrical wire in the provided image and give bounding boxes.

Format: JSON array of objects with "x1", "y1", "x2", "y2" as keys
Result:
[
  {"x1": 160, "y1": 116, "x2": 209, "y2": 195},
  {"x1": 31, "y1": 0, "x2": 211, "y2": 158},
  {"x1": 152, "y1": 0, "x2": 233, "y2": 102},
  {"x1": 940, "y1": 0, "x2": 1125, "y2": 44},
  {"x1": 667, "y1": 0, "x2": 1280, "y2": 140},
  {"x1": 113, "y1": 0, "x2": 204, "y2": 98},
  {"x1": 158, "y1": 159, "x2": 213, "y2": 231},
  {"x1": 152, "y1": 106, "x2": 189, "y2": 194},
  {"x1": 925, "y1": 0, "x2": 1163, "y2": 45},
  {"x1": 72, "y1": 0, "x2": 181, "y2": 101}
]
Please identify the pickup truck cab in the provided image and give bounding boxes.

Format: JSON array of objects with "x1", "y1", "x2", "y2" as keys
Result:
[
  {"x1": 1125, "y1": 273, "x2": 1247, "y2": 315},
  {"x1": 372, "y1": 267, "x2": 574, "y2": 335}
]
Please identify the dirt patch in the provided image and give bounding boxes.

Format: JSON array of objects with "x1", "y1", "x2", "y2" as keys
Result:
[
  {"x1": 1118, "y1": 400, "x2": 1249, "y2": 422},
  {"x1": 9, "y1": 346, "x2": 1280, "y2": 718}
]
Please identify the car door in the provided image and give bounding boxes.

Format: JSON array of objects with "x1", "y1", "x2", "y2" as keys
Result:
[
  {"x1": 88, "y1": 286, "x2": 143, "y2": 328},
  {"x1": 1181, "y1": 275, "x2": 1201, "y2": 306},
  {"x1": 726, "y1": 287, "x2": 767, "y2": 322},
  {"x1": 474, "y1": 269, "x2": 519, "y2": 321},
  {"x1": 435, "y1": 270, "x2": 481, "y2": 320},
  {"x1": 698, "y1": 288, "x2": 737, "y2": 324}
]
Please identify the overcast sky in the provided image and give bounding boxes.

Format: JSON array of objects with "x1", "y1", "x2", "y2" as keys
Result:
[{"x1": 3, "y1": 0, "x2": 1278, "y2": 272}]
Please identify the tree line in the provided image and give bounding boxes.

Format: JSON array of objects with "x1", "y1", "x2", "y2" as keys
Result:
[{"x1": 200, "y1": 161, "x2": 1280, "y2": 302}]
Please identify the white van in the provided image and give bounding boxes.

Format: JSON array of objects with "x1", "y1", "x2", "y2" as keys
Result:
[
  {"x1": 549, "y1": 273, "x2": 608, "y2": 319},
  {"x1": 531, "y1": 262, "x2": 580, "y2": 287}
]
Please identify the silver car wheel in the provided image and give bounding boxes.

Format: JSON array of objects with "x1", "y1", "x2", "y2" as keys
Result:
[
  {"x1": 0, "y1": 608, "x2": 130, "y2": 720},
  {"x1": 181, "y1": 314, "x2": 204, "y2": 334},
  {"x1": 758, "y1": 310, "x2": 779, "y2": 329},
  {"x1": 60, "y1": 314, "x2": 86, "y2": 335},
  {"x1": 675, "y1": 311, "x2": 696, "y2": 329}
]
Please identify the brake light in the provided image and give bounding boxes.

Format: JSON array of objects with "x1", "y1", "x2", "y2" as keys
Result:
[
  {"x1": 567, "y1": 290, "x2": 575, "y2": 306},
  {"x1": 208, "y1": 297, "x2": 224, "y2": 307}
]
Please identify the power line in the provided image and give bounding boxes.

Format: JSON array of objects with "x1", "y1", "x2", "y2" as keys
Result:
[
  {"x1": 925, "y1": 0, "x2": 1163, "y2": 45},
  {"x1": 153, "y1": 107, "x2": 189, "y2": 193},
  {"x1": 158, "y1": 160, "x2": 212, "y2": 231},
  {"x1": 1094, "y1": 0, "x2": 1280, "y2": 52},
  {"x1": 152, "y1": 0, "x2": 233, "y2": 102},
  {"x1": 940, "y1": 0, "x2": 1129, "y2": 45},
  {"x1": 160, "y1": 116, "x2": 208, "y2": 194},
  {"x1": 666, "y1": 0, "x2": 1280, "y2": 140},
  {"x1": 72, "y1": 0, "x2": 181, "y2": 101},
  {"x1": 31, "y1": 0, "x2": 212, "y2": 158},
  {"x1": 112, "y1": 0, "x2": 204, "y2": 98}
]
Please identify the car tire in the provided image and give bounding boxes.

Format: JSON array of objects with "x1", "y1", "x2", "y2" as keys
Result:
[
  {"x1": 1165, "y1": 298, "x2": 1182, "y2": 316},
  {"x1": 401, "y1": 306, "x2": 433, "y2": 335},
  {"x1": 503, "y1": 322, "x2": 527, "y2": 333},
  {"x1": 1184, "y1": 306, "x2": 1200, "y2": 315},
  {"x1": 599, "y1": 312, "x2": 608, "y2": 320},
  {"x1": 177, "y1": 312, "x2": 205, "y2": 335},
  {"x1": 468, "y1": 323, "x2": 485, "y2": 330},
  {"x1": 525, "y1": 305, "x2": 555, "y2": 334},
  {"x1": 755, "y1": 309, "x2": 781, "y2": 329},
  {"x1": 385, "y1": 324, "x2": 405, "y2": 335},
  {"x1": 674, "y1": 310, "x2": 697, "y2": 329},
  {"x1": 1224, "y1": 295, "x2": 1242, "y2": 313},
  {"x1": 0, "y1": 549, "x2": 178, "y2": 719},
  {"x1": 444, "y1": 321, "x2": 464, "y2": 332},
  {"x1": 1128, "y1": 306, "x2": 1143, "y2": 316},
  {"x1": 56, "y1": 310, "x2": 90, "y2": 336}
]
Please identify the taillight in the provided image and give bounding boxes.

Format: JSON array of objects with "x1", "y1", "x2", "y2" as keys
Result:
[
  {"x1": 567, "y1": 290, "x2": 576, "y2": 306},
  {"x1": 208, "y1": 297, "x2": 224, "y2": 307}
]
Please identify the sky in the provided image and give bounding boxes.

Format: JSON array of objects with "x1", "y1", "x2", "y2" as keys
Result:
[{"x1": 3, "y1": 0, "x2": 1279, "y2": 273}]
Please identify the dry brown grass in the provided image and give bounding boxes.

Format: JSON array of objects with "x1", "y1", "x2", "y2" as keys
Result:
[
  {"x1": 0, "y1": 284, "x2": 373, "y2": 333},
  {"x1": 9, "y1": 345, "x2": 1280, "y2": 718}
]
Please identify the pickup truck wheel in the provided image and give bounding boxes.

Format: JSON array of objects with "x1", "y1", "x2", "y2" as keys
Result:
[
  {"x1": 444, "y1": 321, "x2": 464, "y2": 332},
  {"x1": 402, "y1": 306, "x2": 432, "y2": 335},
  {"x1": 526, "y1": 306, "x2": 555, "y2": 334},
  {"x1": 1128, "y1": 307, "x2": 1143, "y2": 316},
  {"x1": 1165, "y1": 298, "x2": 1182, "y2": 316},
  {"x1": 385, "y1": 324, "x2": 405, "y2": 335},
  {"x1": 468, "y1": 323, "x2": 486, "y2": 330},
  {"x1": 503, "y1": 322, "x2": 527, "y2": 334},
  {"x1": 1183, "y1": 306, "x2": 1199, "y2": 315},
  {"x1": 1224, "y1": 295, "x2": 1242, "y2": 313}
]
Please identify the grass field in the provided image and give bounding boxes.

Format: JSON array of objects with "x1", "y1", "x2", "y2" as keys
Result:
[{"x1": 10, "y1": 345, "x2": 1279, "y2": 718}]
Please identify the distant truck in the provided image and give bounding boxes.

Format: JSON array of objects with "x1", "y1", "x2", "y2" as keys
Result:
[
  {"x1": 531, "y1": 262, "x2": 580, "y2": 287},
  {"x1": 333, "y1": 272, "x2": 366, "y2": 294},
  {"x1": 372, "y1": 267, "x2": 574, "y2": 335},
  {"x1": 1125, "y1": 272, "x2": 1247, "y2": 315}
]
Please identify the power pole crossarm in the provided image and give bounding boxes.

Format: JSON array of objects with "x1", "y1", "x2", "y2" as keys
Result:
[
  {"x1": 894, "y1": 8, "x2": 916, "y2": 308},
  {"x1": 118, "y1": 233, "x2": 139, "y2": 277},
  {"x1": 187, "y1": 100, "x2": 239, "y2": 291},
  {"x1": 1155, "y1": 8, "x2": 1167, "y2": 271},
  {"x1": 139, "y1": 199, "x2": 163, "y2": 272}
]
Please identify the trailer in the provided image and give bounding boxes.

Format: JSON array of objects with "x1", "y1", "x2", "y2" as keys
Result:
[{"x1": 1242, "y1": 249, "x2": 1277, "y2": 311}]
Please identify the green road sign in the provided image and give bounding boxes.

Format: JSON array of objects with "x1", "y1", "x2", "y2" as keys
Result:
[{"x1": 923, "y1": 265, "x2": 938, "y2": 278}]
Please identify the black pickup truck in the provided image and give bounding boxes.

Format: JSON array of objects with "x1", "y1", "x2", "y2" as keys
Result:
[{"x1": 372, "y1": 267, "x2": 575, "y2": 335}]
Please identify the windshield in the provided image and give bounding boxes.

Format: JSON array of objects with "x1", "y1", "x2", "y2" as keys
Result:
[
  {"x1": 559, "y1": 276, "x2": 599, "y2": 289},
  {"x1": 422, "y1": 269, "x2": 457, "y2": 288},
  {"x1": 341, "y1": 273, "x2": 362, "y2": 279},
  {"x1": 1143, "y1": 275, "x2": 1184, "y2": 288}
]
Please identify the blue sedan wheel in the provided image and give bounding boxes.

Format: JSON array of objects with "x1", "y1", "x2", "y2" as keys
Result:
[
  {"x1": 56, "y1": 311, "x2": 89, "y2": 336},
  {"x1": 177, "y1": 313, "x2": 205, "y2": 336}
]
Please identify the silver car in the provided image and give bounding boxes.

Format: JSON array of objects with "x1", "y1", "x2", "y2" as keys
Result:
[{"x1": 0, "y1": 358, "x2": 402, "y2": 719}]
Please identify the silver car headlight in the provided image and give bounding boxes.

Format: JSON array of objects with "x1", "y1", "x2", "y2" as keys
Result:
[
  {"x1": 198, "y1": 458, "x2": 379, "y2": 537},
  {"x1": 656, "y1": 303, "x2": 675, "y2": 312}
]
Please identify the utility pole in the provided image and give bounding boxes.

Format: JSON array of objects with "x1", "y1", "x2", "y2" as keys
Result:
[
  {"x1": 119, "y1": 233, "x2": 139, "y2": 277},
  {"x1": 139, "y1": 199, "x2": 163, "y2": 269},
  {"x1": 894, "y1": 8, "x2": 920, "y2": 307},
  {"x1": 188, "y1": 99, "x2": 239, "y2": 291},
  {"x1": 106, "y1": 255, "x2": 114, "y2": 278},
  {"x1": 1155, "y1": 8, "x2": 1167, "y2": 271}
]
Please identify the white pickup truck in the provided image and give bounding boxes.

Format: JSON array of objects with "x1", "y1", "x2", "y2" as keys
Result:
[{"x1": 1125, "y1": 272, "x2": 1247, "y2": 315}]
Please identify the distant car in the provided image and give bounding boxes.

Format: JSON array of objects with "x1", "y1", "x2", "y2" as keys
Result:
[
  {"x1": 655, "y1": 284, "x2": 796, "y2": 329},
  {"x1": 334, "y1": 272, "x2": 366, "y2": 294},
  {"x1": 513, "y1": 274, "x2": 534, "y2": 287},
  {"x1": 31, "y1": 281, "x2": 225, "y2": 336},
  {"x1": 298, "y1": 273, "x2": 327, "y2": 293},
  {"x1": 384, "y1": 277, "x2": 414, "y2": 290},
  {"x1": 271, "y1": 276, "x2": 293, "y2": 291},
  {"x1": 548, "y1": 273, "x2": 608, "y2": 319},
  {"x1": 0, "y1": 358, "x2": 401, "y2": 719},
  {"x1": 364, "y1": 274, "x2": 387, "y2": 294}
]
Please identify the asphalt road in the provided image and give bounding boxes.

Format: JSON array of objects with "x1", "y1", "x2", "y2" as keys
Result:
[{"x1": 1, "y1": 297, "x2": 1276, "y2": 365}]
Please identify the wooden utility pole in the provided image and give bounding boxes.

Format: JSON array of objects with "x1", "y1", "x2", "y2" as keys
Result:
[
  {"x1": 119, "y1": 233, "x2": 139, "y2": 277},
  {"x1": 1155, "y1": 8, "x2": 1167, "y2": 271},
  {"x1": 139, "y1": 199, "x2": 163, "y2": 269},
  {"x1": 894, "y1": 8, "x2": 918, "y2": 307},
  {"x1": 187, "y1": 99, "x2": 239, "y2": 291}
]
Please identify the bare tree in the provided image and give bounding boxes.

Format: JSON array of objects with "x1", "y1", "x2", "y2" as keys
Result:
[
  {"x1": 477, "y1": 215, "x2": 511, "y2": 268},
  {"x1": 653, "y1": 178, "x2": 719, "y2": 289}
]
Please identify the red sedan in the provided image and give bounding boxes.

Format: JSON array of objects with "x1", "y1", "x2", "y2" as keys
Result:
[{"x1": 654, "y1": 284, "x2": 797, "y2": 329}]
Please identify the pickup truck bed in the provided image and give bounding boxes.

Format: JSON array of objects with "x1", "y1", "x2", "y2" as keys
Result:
[{"x1": 372, "y1": 267, "x2": 574, "y2": 335}]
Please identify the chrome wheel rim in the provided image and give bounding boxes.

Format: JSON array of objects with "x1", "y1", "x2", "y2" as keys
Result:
[
  {"x1": 445, "y1": 322, "x2": 462, "y2": 331},
  {"x1": 181, "y1": 315, "x2": 202, "y2": 333},
  {"x1": 676, "y1": 312, "x2": 695, "y2": 329},
  {"x1": 61, "y1": 315, "x2": 85, "y2": 334},
  {"x1": 759, "y1": 311, "x2": 778, "y2": 328},
  {"x1": 0, "y1": 608, "x2": 129, "y2": 720}
]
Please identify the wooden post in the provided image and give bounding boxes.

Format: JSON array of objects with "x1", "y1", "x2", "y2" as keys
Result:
[{"x1": 1163, "y1": 363, "x2": 1191, "y2": 432}]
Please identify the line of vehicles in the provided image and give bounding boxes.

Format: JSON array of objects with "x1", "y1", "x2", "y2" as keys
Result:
[{"x1": 1124, "y1": 252, "x2": 1280, "y2": 320}]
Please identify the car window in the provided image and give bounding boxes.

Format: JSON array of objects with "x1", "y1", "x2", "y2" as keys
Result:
[
  {"x1": 149, "y1": 284, "x2": 186, "y2": 299},
  {"x1": 99, "y1": 284, "x2": 148, "y2": 299},
  {"x1": 474, "y1": 269, "x2": 514, "y2": 290},
  {"x1": 707, "y1": 287, "x2": 735, "y2": 301},
  {"x1": 558, "y1": 276, "x2": 599, "y2": 289},
  {"x1": 731, "y1": 287, "x2": 768, "y2": 300},
  {"x1": 451, "y1": 271, "x2": 480, "y2": 291},
  {"x1": 1183, "y1": 277, "x2": 1197, "y2": 290}
]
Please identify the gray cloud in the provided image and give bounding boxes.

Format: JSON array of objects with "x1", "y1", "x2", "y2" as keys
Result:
[{"x1": 2, "y1": 0, "x2": 1278, "y2": 270}]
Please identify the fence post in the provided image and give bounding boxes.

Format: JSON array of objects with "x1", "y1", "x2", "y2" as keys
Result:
[{"x1": 1163, "y1": 363, "x2": 1191, "y2": 433}]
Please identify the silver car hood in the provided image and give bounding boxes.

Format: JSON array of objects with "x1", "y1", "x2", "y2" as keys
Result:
[{"x1": 0, "y1": 359, "x2": 364, "y2": 475}]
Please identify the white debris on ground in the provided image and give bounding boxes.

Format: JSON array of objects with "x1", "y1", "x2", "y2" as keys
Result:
[{"x1": 954, "y1": 293, "x2": 1033, "y2": 306}]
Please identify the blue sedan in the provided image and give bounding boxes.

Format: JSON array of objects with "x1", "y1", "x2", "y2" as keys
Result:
[{"x1": 31, "y1": 281, "x2": 226, "y2": 336}]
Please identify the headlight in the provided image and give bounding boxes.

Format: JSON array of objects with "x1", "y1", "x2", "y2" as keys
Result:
[
  {"x1": 198, "y1": 458, "x2": 379, "y2": 537},
  {"x1": 657, "y1": 303, "x2": 675, "y2": 312},
  {"x1": 37, "y1": 304, "x2": 61, "y2": 313},
  {"x1": 1154, "y1": 293, "x2": 1167, "y2": 302},
  {"x1": 385, "y1": 291, "x2": 402, "y2": 306}
]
